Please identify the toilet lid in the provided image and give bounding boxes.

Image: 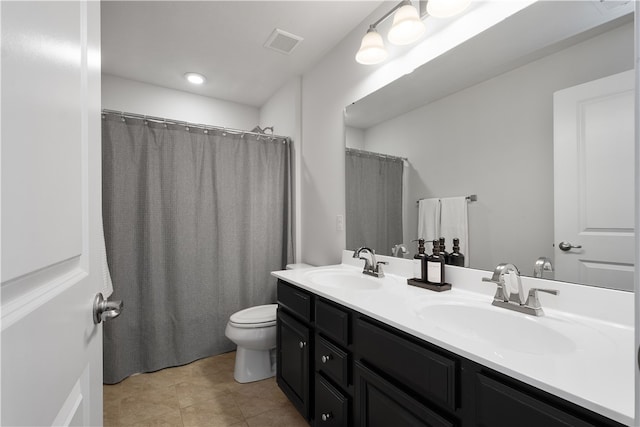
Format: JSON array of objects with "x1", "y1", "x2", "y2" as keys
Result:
[{"x1": 230, "y1": 304, "x2": 277, "y2": 325}]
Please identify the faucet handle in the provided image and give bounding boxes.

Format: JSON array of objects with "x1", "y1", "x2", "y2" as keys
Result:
[
  {"x1": 483, "y1": 277, "x2": 508, "y2": 302},
  {"x1": 525, "y1": 288, "x2": 559, "y2": 309},
  {"x1": 374, "y1": 261, "x2": 387, "y2": 277}
]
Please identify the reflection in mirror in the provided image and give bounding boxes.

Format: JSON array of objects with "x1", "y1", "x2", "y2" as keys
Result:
[
  {"x1": 344, "y1": 1, "x2": 634, "y2": 290},
  {"x1": 345, "y1": 148, "x2": 406, "y2": 256}
]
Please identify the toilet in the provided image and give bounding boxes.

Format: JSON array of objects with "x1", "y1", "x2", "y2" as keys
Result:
[
  {"x1": 225, "y1": 304, "x2": 278, "y2": 383},
  {"x1": 225, "y1": 263, "x2": 313, "y2": 383}
]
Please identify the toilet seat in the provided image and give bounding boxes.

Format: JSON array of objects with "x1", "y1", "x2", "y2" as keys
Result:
[{"x1": 229, "y1": 304, "x2": 277, "y2": 329}]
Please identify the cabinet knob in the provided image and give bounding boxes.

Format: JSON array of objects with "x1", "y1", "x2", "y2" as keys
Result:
[
  {"x1": 321, "y1": 412, "x2": 333, "y2": 421},
  {"x1": 299, "y1": 341, "x2": 307, "y2": 349},
  {"x1": 321, "y1": 354, "x2": 332, "y2": 363}
]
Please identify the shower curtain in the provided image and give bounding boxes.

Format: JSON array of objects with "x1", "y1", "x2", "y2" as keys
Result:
[
  {"x1": 345, "y1": 148, "x2": 403, "y2": 256},
  {"x1": 102, "y1": 114, "x2": 293, "y2": 384}
]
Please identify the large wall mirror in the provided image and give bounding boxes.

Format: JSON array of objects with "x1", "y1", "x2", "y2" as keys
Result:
[{"x1": 344, "y1": 1, "x2": 635, "y2": 291}]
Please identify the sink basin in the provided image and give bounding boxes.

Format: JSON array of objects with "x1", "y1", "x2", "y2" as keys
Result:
[
  {"x1": 414, "y1": 302, "x2": 578, "y2": 355},
  {"x1": 304, "y1": 268, "x2": 383, "y2": 290}
]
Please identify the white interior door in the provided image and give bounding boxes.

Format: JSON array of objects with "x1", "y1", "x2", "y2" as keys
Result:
[
  {"x1": 1, "y1": 1, "x2": 103, "y2": 425},
  {"x1": 553, "y1": 70, "x2": 635, "y2": 291}
]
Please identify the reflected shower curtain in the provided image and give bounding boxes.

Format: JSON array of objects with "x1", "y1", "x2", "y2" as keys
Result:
[
  {"x1": 102, "y1": 114, "x2": 293, "y2": 384},
  {"x1": 345, "y1": 149, "x2": 403, "y2": 256}
]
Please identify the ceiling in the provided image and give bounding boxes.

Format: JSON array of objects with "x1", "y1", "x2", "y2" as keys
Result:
[{"x1": 101, "y1": 1, "x2": 383, "y2": 107}]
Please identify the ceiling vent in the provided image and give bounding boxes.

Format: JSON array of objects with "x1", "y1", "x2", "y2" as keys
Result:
[
  {"x1": 264, "y1": 29, "x2": 303, "y2": 55},
  {"x1": 594, "y1": 0, "x2": 631, "y2": 12}
]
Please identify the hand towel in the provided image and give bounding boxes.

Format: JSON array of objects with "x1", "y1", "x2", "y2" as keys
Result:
[
  {"x1": 417, "y1": 198, "x2": 440, "y2": 242},
  {"x1": 439, "y1": 197, "x2": 469, "y2": 267},
  {"x1": 99, "y1": 215, "x2": 114, "y2": 298}
]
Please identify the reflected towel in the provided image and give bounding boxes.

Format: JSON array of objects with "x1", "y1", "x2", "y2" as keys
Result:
[
  {"x1": 440, "y1": 197, "x2": 469, "y2": 267},
  {"x1": 417, "y1": 198, "x2": 440, "y2": 242},
  {"x1": 99, "y1": 215, "x2": 114, "y2": 297}
]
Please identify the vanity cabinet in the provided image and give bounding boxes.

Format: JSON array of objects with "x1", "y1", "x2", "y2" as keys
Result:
[
  {"x1": 276, "y1": 279, "x2": 626, "y2": 427},
  {"x1": 276, "y1": 281, "x2": 313, "y2": 420}
]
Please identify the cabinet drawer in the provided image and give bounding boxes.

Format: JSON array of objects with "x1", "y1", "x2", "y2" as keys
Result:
[
  {"x1": 475, "y1": 373, "x2": 603, "y2": 427},
  {"x1": 315, "y1": 373, "x2": 349, "y2": 427},
  {"x1": 316, "y1": 299, "x2": 350, "y2": 346},
  {"x1": 354, "y1": 361, "x2": 453, "y2": 427},
  {"x1": 354, "y1": 317, "x2": 457, "y2": 410},
  {"x1": 316, "y1": 335, "x2": 350, "y2": 387},
  {"x1": 277, "y1": 280, "x2": 312, "y2": 322}
]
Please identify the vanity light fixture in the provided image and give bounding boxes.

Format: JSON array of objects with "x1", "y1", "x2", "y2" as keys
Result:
[
  {"x1": 388, "y1": 2, "x2": 426, "y2": 45},
  {"x1": 355, "y1": 27, "x2": 388, "y2": 65},
  {"x1": 355, "y1": 0, "x2": 470, "y2": 65},
  {"x1": 426, "y1": 0, "x2": 472, "y2": 18},
  {"x1": 356, "y1": 0, "x2": 424, "y2": 65},
  {"x1": 184, "y1": 72, "x2": 206, "y2": 85}
]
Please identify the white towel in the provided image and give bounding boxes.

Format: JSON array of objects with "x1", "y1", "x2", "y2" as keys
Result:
[
  {"x1": 99, "y1": 215, "x2": 114, "y2": 298},
  {"x1": 417, "y1": 198, "x2": 440, "y2": 242},
  {"x1": 439, "y1": 197, "x2": 469, "y2": 267}
]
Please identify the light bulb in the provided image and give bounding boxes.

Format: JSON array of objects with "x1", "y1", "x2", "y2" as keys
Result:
[
  {"x1": 426, "y1": 0, "x2": 472, "y2": 18},
  {"x1": 184, "y1": 72, "x2": 206, "y2": 85},
  {"x1": 355, "y1": 28, "x2": 388, "y2": 65},
  {"x1": 388, "y1": 4, "x2": 426, "y2": 46}
]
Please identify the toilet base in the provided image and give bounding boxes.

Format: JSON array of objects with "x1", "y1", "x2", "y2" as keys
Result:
[{"x1": 233, "y1": 346, "x2": 276, "y2": 383}]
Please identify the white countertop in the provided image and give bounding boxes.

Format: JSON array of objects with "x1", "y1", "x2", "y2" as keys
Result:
[{"x1": 272, "y1": 251, "x2": 635, "y2": 426}]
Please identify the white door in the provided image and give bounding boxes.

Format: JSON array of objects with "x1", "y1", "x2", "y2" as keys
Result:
[
  {"x1": 1, "y1": 1, "x2": 104, "y2": 425},
  {"x1": 553, "y1": 70, "x2": 635, "y2": 291}
]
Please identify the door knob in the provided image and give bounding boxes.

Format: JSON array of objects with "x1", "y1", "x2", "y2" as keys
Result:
[
  {"x1": 558, "y1": 241, "x2": 582, "y2": 252},
  {"x1": 93, "y1": 293, "x2": 123, "y2": 324},
  {"x1": 299, "y1": 341, "x2": 307, "y2": 349},
  {"x1": 321, "y1": 355, "x2": 332, "y2": 363}
]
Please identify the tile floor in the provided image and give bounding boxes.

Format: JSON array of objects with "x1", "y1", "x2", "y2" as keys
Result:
[{"x1": 104, "y1": 351, "x2": 308, "y2": 427}]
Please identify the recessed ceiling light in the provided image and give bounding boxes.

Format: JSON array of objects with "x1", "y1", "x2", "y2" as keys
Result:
[{"x1": 184, "y1": 72, "x2": 206, "y2": 85}]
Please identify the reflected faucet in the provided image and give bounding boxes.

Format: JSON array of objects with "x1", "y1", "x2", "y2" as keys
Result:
[
  {"x1": 533, "y1": 257, "x2": 554, "y2": 279},
  {"x1": 391, "y1": 244, "x2": 408, "y2": 258},
  {"x1": 483, "y1": 263, "x2": 558, "y2": 316},
  {"x1": 353, "y1": 247, "x2": 387, "y2": 278}
]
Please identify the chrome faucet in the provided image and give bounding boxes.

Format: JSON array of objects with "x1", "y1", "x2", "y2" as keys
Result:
[
  {"x1": 353, "y1": 247, "x2": 387, "y2": 278},
  {"x1": 482, "y1": 263, "x2": 558, "y2": 316},
  {"x1": 391, "y1": 244, "x2": 408, "y2": 258},
  {"x1": 533, "y1": 256, "x2": 554, "y2": 279}
]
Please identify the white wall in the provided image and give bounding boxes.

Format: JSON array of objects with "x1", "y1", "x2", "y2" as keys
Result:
[
  {"x1": 345, "y1": 127, "x2": 365, "y2": 150},
  {"x1": 102, "y1": 74, "x2": 259, "y2": 128},
  {"x1": 300, "y1": 2, "x2": 532, "y2": 266},
  {"x1": 260, "y1": 77, "x2": 303, "y2": 261},
  {"x1": 359, "y1": 22, "x2": 633, "y2": 272}
]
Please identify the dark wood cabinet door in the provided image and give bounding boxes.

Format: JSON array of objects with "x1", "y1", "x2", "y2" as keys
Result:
[
  {"x1": 474, "y1": 373, "x2": 610, "y2": 427},
  {"x1": 277, "y1": 309, "x2": 311, "y2": 420},
  {"x1": 354, "y1": 362, "x2": 454, "y2": 427}
]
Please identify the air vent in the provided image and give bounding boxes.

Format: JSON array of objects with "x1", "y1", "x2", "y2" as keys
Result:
[
  {"x1": 595, "y1": 0, "x2": 631, "y2": 11},
  {"x1": 264, "y1": 28, "x2": 303, "y2": 55}
]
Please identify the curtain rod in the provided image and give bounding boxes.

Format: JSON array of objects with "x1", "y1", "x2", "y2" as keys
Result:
[
  {"x1": 102, "y1": 109, "x2": 289, "y2": 141},
  {"x1": 346, "y1": 147, "x2": 408, "y2": 162},
  {"x1": 416, "y1": 195, "x2": 477, "y2": 205}
]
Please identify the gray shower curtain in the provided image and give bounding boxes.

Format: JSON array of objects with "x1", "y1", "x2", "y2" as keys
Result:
[
  {"x1": 102, "y1": 114, "x2": 293, "y2": 384},
  {"x1": 345, "y1": 149, "x2": 403, "y2": 256}
]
